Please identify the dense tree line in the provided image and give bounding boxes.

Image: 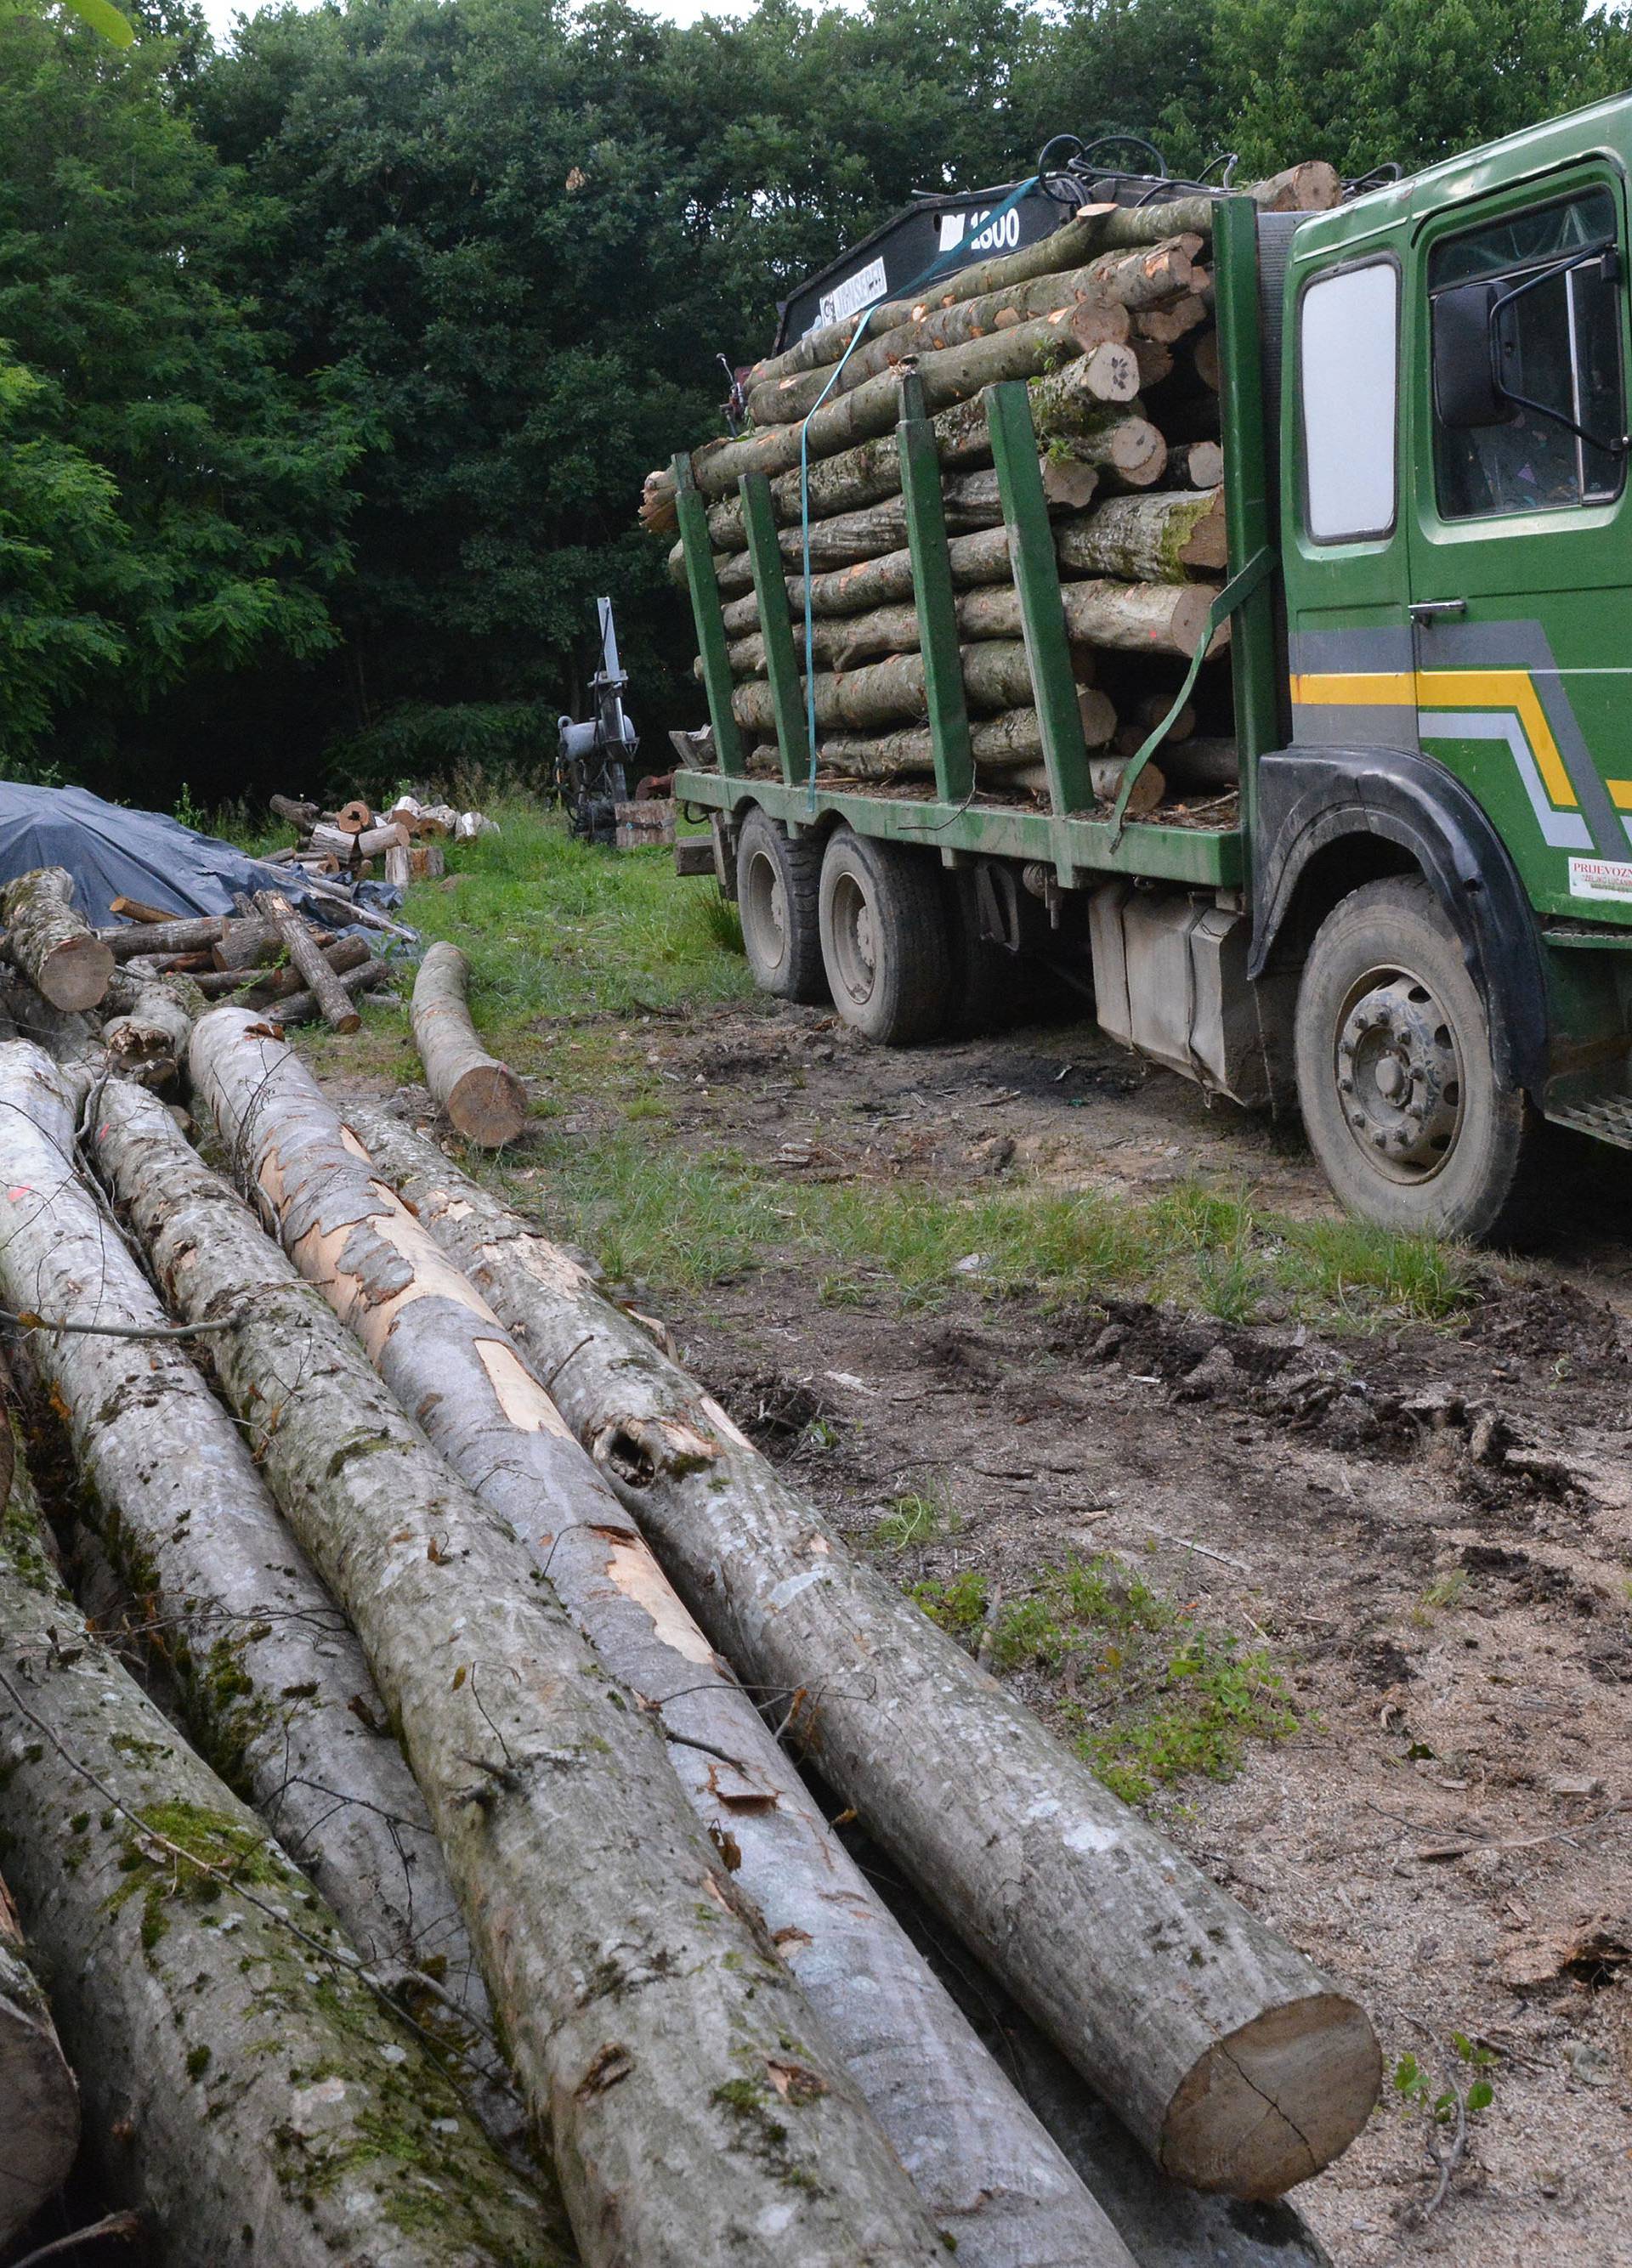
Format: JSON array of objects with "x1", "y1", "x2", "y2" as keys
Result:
[{"x1": 3, "y1": 0, "x2": 1629, "y2": 805}]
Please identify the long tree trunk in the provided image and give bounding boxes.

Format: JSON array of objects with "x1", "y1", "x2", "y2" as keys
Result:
[
  {"x1": 411, "y1": 943, "x2": 527, "y2": 1147},
  {"x1": 271, "y1": 953, "x2": 391, "y2": 1027},
  {"x1": 0, "y1": 1869, "x2": 78, "y2": 2248},
  {"x1": 165, "y1": 1078, "x2": 1137, "y2": 2268},
  {"x1": 2, "y1": 869, "x2": 114, "y2": 1012},
  {"x1": 171, "y1": 1010, "x2": 953, "y2": 2268},
  {"x1": 348, "y1": 1120, "x2": 1383, "y2": 2204},
  {"x1": 0, "y1": 1468, "x2": 562, "y2": 2268},
  {"x1": 255, "y1": 890, "x2": 358, "y2": 1032},
  {"x1": 98, "y1": 913, "x2": 226, "y2": 960},
  {"x1": 1053, "y1": 489, "x2": 1227, "y2": 582},
  {"x1": 695, "y1": 315, "x2": 1124, "y2": 495},
  {"x1": 731, "y1": 642, "x2": 1084, "y2": 735},
  {"x1": 8, "y1": 1059, "x2": 503, "y2": 2066},
  {"x1": 813, "y1": 706, "x2": 1052, "y2": 778}
]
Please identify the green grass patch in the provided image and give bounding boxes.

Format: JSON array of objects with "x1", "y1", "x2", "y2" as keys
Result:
[{"x1": 914, "y1": 1554, "x2": 1299, "y2": 1806}]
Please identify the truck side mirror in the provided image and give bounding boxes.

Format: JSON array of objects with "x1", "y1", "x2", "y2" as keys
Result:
[{"x1": 1431, "y1": 280, "x2": 1511, "y2": 429}]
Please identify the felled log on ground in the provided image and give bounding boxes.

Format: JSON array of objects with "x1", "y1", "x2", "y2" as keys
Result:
[
  {"x1": 351, "y1": 1119, "x2": 1384, "y2": 2203},
  {"x1": 171, "y1": 1006, "x2": 955, "y2": 2268},
  {"x1": 173, "y1": 1072, "x2": 1137, "y2": 2268},
  {"x1": 269, "y1": 793, "x2": 320, "y2": 829},
  {"x1": 0, "y1": 1869, "x2": 79, "y2": 2248},
  {"x1": 22, "y1": 1062, "x2": 496, "y2": 2097},
  {"x1": 270, "y1": 954, "x2": 391, "y2": 1028},
  {"x1": 254, "y1": 890, "x2": 359, "y2": 1033},
  {"x1": 2, "y1": 868, "x2": 114, "y2": 1013},
  {"x1": 0, "y1": 1510, "x2": 560, "y2": 2266},
  {"x1": 411, "y1": 942, "x2": 526, "y2": 1147},
  {"x1": 255, "y1": 931, "x2": 372, "y2": 1002}
]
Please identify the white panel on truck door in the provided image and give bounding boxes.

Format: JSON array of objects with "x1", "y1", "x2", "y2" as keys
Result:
[{"x1": 1300, "y1": 263, "x2": 1398, "y2": 542}]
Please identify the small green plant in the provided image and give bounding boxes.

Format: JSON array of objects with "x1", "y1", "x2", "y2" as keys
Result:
[
  {"x1": 1393, "y1": 2033, "x2": 1497, "y2": 2220},
  {"x1": 911, "y1": 1569, "x2": 989, "y2": 1639},
  {"x1": 1082, "y1": 1632, "x2": 1297, "y2": 1804},
  {"x1": 173, "y1": 782, "x2": 207, "y2": 834},
  {"x1": 875, "y1": 1485, "x2": 950, "y2": 1551},
  {"x1": 1411, "y1": 1567, "x2": 1470, "y2": 1626},
  {"x1": 698, "y1": 892, "x2": 745, "y2": 954}
]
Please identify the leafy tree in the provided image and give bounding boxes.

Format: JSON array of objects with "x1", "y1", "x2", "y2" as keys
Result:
[{"x1": 0, "y1": 1, "x2": 362, "y2": 795}]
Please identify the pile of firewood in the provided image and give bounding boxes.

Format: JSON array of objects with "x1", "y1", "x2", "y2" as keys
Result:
[
  {"x1": 0, "y1": 864, "x2": 408, "y2": 1059},
  {"x1": 265, "y1": 790, "x2": 498, "y2": 887},
  {"x1": 0, "y1": 930, "x2": 1380, "y2": 2264},
  {"x1": 645, "y1": 162, "x2": 1339, "y2": 812}
]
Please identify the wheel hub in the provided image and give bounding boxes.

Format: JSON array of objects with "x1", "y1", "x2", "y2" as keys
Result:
[{"x1": 1335, "y1": 973, "x2": 1462, "y2": 1176}]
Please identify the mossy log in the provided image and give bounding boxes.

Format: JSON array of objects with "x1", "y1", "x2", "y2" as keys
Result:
[
  {"x1": 932, "y1": 379, "x2": 1167, "y2": 483},
  {"x1": 345, "y1": 1123, "x2": 1384, "y2": 2205},
  {"x1": 222, "y1": 1091, "x2": 1136, "y2": 2268},
  {"x1": 1054, "y1": 488, "x2": 1227, "y2": 582},
  {"x1": 0, "y1": 1463, "x2": 559, "y2": 2267},
  {"x1": 0, "y1": 1869, "x2": 78, "y2": 2247},
  {"x1": 694, "y1": 317, "x2": 1127, "y2": 495},
  {"x1": 173, "y1": 1009, "x2": 952, "y2": 2268},
  {"x1": 411, "y1": 943, "x2": 526, "y2": 1147},
  {"x1": 11, "y1": 1063, "x2": 496, "y2": 2070},
  {"x1": 1, "y1": 868, "x2": 113, "y2": 1013}
]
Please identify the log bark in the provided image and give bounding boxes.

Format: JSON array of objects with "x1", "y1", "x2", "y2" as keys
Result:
[
  {"x1": 2, "y1": 869, "x2": 113, "y2": 1013},
  {"x1": 254, "y1": 891, "x2": 359, "y2": 1033},
  {"x1": 210, "y1": 1090, "x2": 1137, "y2": 2268},
  {"x1": 385, "y1": 841, "x2": 412, "y2": 890},
  {"x1": 177, "y1": 1008, "x2": 952, "y2": 2268},
  {"x1": 269, "y1": 953, "x2": 391, "y2": 1027},
  {"x1": 696, "y1": 314, "x2": 1114, "y2": 495},
  {"x1": 1054, "y1": 489, "x2": 1227, "y2": 582},
  {"x1": 0, "y1": 1870, "x2": 78, "y2": 2247},
  {"x1": 99, "y1": 978, "x2": 195, "y2": 1085},
  {"x1": 357, "y1": 822, "x2": 411, "y2": 860},
  {"x1": 731, "y1": 641, "x2": 1065, "y2": 736},
  {"x1": 1, "y1": 1062, "x2": 502, "y2": 2104},
  {"x1": 933, "y1": 378, "x2": 1166, "y2": 482},
  {"x1": 255, "y1": 932, "x2": 372, "y2": 1002},
  {"x1": 309, "y1": 821, "x2": 362, "y2": 861},
  {"x1": 411, "y1": 944, "x2": 527, "y2": 1148},
  {"x1": 348, "y1": 1122, "x2": 1384, "y2": 2203},
  {"x1": 210, "y1": 918, "x2": 283, "y2": 971},
  {"x1": 0, "y1": 1468, "x2": 561, "y2": 2268},
  {"x1": 746, "y1": 264, "x2": 1138, "y2": 426},
  {"x1": 812, "y1": 706, "x2": 1053, "y2": 779},
  {"x1": 269, "y1": 794, "x2": 320, "y2": 829},
  {"x1": 107, "y1": 896, "x2": 175, "y2": 925},
  {"x1": 1158, "y1": 737, "x2": 1240, "y2": 791}
]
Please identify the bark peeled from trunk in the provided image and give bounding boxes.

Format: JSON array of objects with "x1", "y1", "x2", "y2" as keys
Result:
[
  {"x1": 731, "y1": 642, "x2": 1068, "y2": 736},
  {"x1": 251, "y1": 1100, "x2": 1137, "y2": 2268},
  {"x1": 411, "y1": 944, "x2": 527, "y2": 1149},
  {"x1": 0, "y1": 1869, "x2": 79, "y2": 2247},
  {"x1": 349, "y1": 1122, "x2": 1384, "y2": 2204},
  {"x1": 255, "y1": 891, "x2": 359, "y2": 1034},
  {"x1": 178, "y1": 1009, "x2": 950, "y2": 2268},
  {"x1": 2, "y1": 869, "x2": 114, "y2": 1013},
  {"x1": 1054, "y1": 489, "x2": 1227, "y2": 583},
  {"x1": 695, "y1": 313, "x2": 1108, "y2": 495},
  {"x1": 0, "y1": 1475, "x2": 560, "y2": 2266}
]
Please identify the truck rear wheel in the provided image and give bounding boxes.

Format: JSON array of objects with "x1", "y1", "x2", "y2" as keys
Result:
[
  {"x1": 735, "y1": 807, "x2": 827, "y2": 1004},
  {"x1": 1295, "y1": 876, "x2": 1534, "y2": 1243},
  {"x1": 819, "y1": 828, "x2": 952, "y2": 1044}
]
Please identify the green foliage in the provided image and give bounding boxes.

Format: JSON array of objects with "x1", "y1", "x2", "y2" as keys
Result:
[{"x1": 1393, "y1": 2032, "x2": 1498, "y2": 2121}]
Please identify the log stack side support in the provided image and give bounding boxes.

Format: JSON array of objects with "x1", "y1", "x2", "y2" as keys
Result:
[
  {"x1": 674, "y1": 453, "x2": 746, "y2": 778},
  {"x1": 897, "y1": 373, "x2": 973, "y2": 805}
]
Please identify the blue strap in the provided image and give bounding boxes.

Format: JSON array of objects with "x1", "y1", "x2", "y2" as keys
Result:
[
  {"x1": 799, "y1": 177, "x2": 1042, "y2": 809},
  {"x1": 1106, "y1": 545, "x2": 1276, "y2": 847}
]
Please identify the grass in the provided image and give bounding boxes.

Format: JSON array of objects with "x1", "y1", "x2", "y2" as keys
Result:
[
  {"x1": 915, "y1": 1553, "x2": 1300, "y2": 1805},
  {"x1": 246, "y1": 791, "x2": 1474, "y2": 1331}
]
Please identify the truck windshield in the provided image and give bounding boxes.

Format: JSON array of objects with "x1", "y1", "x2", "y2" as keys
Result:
[{"x1": 1430, "y1": 188, "x2": 1624, "y2": 520}]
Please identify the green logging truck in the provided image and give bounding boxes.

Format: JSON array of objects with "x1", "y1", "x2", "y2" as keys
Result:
[{"x1": 664, "y1": 102, "x2": 1632, "y2": 1244}]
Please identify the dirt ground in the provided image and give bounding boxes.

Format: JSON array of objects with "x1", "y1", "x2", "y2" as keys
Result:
[{"x1": 484, "y1": 991, "x2": 1632, "y2": 2268}]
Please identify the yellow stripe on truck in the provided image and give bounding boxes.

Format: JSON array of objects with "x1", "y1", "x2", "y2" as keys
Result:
[{"x1": 1289, "y1": 667, "x2": 1577, "y2": 809}]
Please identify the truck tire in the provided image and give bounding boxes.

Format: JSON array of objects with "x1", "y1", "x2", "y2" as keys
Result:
[
  {"x1": 735, "y1": 807, "x2": 828, "y2": 1004},
  {"x1": 819, "y1": 828, "x2": 953, "y2": 1044},
  {"x1": 1295, "y1": 875, "x2": 1535, "y2": 1243}
]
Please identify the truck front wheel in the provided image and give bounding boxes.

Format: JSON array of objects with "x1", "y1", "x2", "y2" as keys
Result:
[
  {"x1": 735, "y1": 807, "x2": 828, "y2": 1004},
  {"x1": 819, "y1": 828, "x2": 952, "y2": 1044},
  {"x1": 1295, "y1": 876, "x2": 1534, "y2": 1243}
]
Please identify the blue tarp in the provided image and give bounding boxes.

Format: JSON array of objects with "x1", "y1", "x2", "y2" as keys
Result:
[{"x1": 0, "y1": 783, "x2": 394, "y2": 931}]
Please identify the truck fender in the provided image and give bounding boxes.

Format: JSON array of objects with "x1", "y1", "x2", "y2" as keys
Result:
[{"x1": 1249, "y1": 744, "x2": 1549, "y2": 1094}]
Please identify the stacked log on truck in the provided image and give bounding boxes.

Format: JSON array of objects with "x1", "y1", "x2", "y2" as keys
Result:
[{"x1": 649, "y1": 166, "x2": 1340, "y2": 809}]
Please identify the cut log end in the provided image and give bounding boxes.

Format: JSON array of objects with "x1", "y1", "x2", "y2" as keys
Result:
[
  {"x1": 448, "y1": 1062, "x2": 528, "y2": 1147},
  {"x1": 1162, "y1": 1992, "x2": 1382, "y2": 2199},
  {"x1": 39, "y1": 936, "x2": 116, "y2": 1014}
]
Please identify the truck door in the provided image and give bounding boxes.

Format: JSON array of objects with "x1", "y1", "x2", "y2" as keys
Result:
[{"x1": 1407, "y1": 173, "x2": 1632, "y2": 918}]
